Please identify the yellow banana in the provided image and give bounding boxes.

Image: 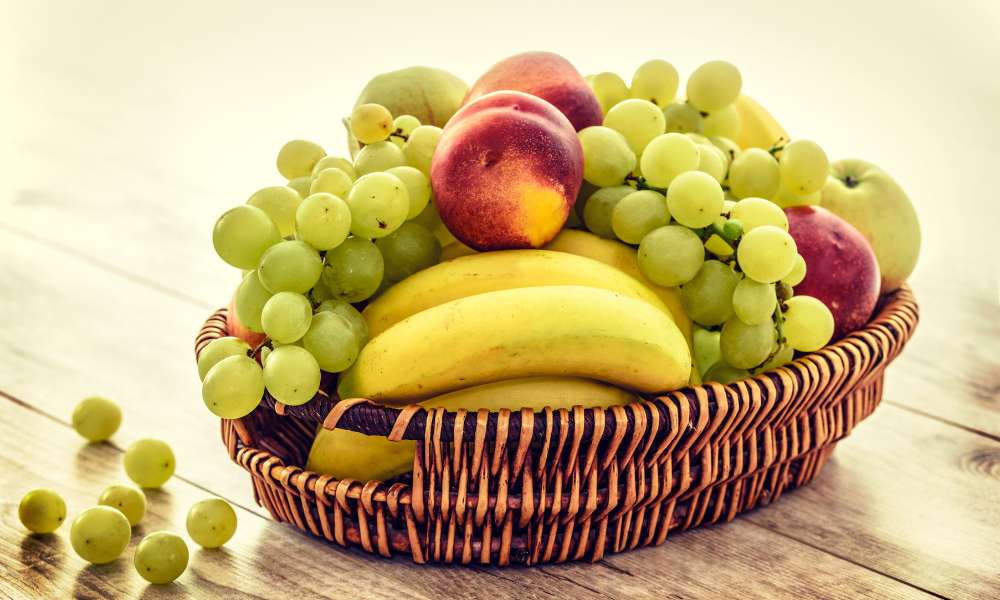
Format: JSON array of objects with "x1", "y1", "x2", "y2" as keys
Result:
[
  {"x1": 363, "y1": 249, "x2": 672, "y2": 337},
  {"x1": 339, "y1": 285, "x2": 691, "y2": 403},
  {"x1": 733, "y1": 94, "x2": 789, "y2": 150},
  {"x1": 543, "y1": 229, "x2": 692, "y2": 351},
  {"x1": 306, "y1": 376, "x2": 637, "y2": 481}
]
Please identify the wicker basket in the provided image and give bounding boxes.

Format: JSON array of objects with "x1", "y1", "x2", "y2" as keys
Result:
[{"x1": 195, "y1": 287, "x2": 918, "y2": 566}]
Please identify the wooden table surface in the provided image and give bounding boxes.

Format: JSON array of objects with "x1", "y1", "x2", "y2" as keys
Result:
[{"x1": 3, "y1": 2, "x2": 998, "y2": 598}]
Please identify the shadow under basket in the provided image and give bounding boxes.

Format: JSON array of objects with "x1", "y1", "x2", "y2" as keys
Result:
[{"x1": 195, "y1": 287, "x2": 918, "y2": 566}]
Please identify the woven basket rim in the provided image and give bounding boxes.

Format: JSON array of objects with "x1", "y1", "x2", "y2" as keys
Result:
[{"x1": 197, "y1": 286, "x2": 917, "y2": 448}]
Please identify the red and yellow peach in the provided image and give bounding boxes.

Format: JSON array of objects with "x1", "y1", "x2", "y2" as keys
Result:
[
  {"x1": 430, "y1": 91, "x2": 583, "y2": 250},
  {"x1": 464, "y1": 52, "x2": 603, "y2": 131}
]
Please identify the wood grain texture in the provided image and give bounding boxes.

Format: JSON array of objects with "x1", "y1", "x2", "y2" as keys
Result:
[
  {"x1": 0, "y1": 397, "x2": 934, "y2": 599},
  {"x1": 3, "y1": 1, "x2": 998, "y2": 597}
]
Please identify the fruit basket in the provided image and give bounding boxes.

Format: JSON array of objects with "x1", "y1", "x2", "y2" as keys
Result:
[{"x1": 195, "y1": 286, "x2": 917, "y2": 565}]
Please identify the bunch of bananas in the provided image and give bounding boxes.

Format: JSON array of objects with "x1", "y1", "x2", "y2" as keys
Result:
[{"x1": 307, "y1": 230, "x2": 693, "y2": 480}]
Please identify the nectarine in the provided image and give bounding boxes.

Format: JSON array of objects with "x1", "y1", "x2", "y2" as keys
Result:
[
  {"x1": 465, "y1": 52, "x2": 603, "y2": 131},
  {"x1": 430, "y1": 91, "x2": 583, "y2": 250},
  {"x1": 786, "y1": 206, "x2": 880, "y2": 340}
]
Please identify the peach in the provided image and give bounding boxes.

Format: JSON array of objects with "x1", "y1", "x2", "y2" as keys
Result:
[
  {"x1": 430, "y1": 91, "x2": 583, "y2": 250},
  {"x1": 227, "y1": 295, "x2": 266, "y2": 349},
  {"x1": 465, "y1": 52, "x2": 602, "y2": 131}
]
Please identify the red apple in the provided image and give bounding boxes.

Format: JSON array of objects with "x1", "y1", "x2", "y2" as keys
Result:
[
  {"x1": 785, "y1": 206, "x2": 881, "y2": 340},
  {"x1": 227, "y1": 295, "x2": 266, "y2": 348},
  {"x1": 431, "y1": 91, "x2": 583, "y2": 250},
  {"x1": 464, "y1": 52, "x2": 603, "y2": 131}
]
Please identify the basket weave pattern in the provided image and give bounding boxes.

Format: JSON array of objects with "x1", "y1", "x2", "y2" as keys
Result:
[{"x1": 195, "y1": 287, "x2": 918, "y2": 565}]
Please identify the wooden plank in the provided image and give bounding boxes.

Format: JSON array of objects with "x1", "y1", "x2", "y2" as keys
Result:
[
  {"x1": 745, "y1": 403, "x2": 1000, "y2": 600},
  {"x1": 0, "y1": 228, "x2": 254, "y2": 511},
  {"x1": 0, "y1": 397, "x2": 930, "y2": 599}
]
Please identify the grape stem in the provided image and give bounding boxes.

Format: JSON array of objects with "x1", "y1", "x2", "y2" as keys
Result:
[
  {"x1": 389, "y1": 128, "x2": 409, "y2": 143},
  {"x1": 623, "y1": 173, "x2": 667, "y2": 194},
  {"x1": 767, "y1": 138, "x2": 788, "y2": 156}
]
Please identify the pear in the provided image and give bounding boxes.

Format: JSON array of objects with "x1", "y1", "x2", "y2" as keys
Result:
[
  {"x1": 821, "y1": 159, "x2": 921, "y2": 293},
  {"x1": 347, "y1": 66, "x2": 467, "y2": 155}
]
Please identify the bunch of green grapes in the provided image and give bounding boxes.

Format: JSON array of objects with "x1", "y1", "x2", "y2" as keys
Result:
[
  {"x1": 581, "y1": 60, "x2": 835, "y2": 383},
  {"x1": 207, "y1": 103, "x2": 448, "y2": 417}
]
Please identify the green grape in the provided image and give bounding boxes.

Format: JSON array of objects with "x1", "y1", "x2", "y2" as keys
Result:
[
  {"x1": 732, "y1": 278, "x2": 777, "y2": 325},
  {"x1": 640, "y1": 132, "x2": 700, "y2": 188},
  {"x1": 354, "y1": 140, "x2": 406, "y2": 176},
  {"x1": 260, "y1": 346, "x2": 272, "y2": 366},
  {"x1": 772, "y1": 183, "x2": 822, "y2": 208},
  {"x1": 391, "y1": 114, "x2": 421, "y2": 148},
  {"x1": 19, "y1": 489, "x2": 66, "y2": 533},
  {"x1": 692, "y1": 327, "x2": 722, "y2": 377},
  {"x1": 316, "y1": 299, "x2": 369, "y2": 346},
  {"x1": 731, "y1": 197, "x2": 788, "y2": 232},
  {"x1": 783, "y1": 295, "x2": 835, "y2": 352},
  {"x1": 124, "y1": 438, "x2": 175, "y2": 488},
  {"x1": 212, "y1": 205, "x2": 282, "y2": 270},
  {"x1": 386, "y1": 166, "x2": 432, "y2": 219},
  {"x1": 71, "y1": 396, "x2": 122, "y2": 442},
  {"x1": 312, "y1": 156, "x2": 357, "y2": 180},
  {"x1": 263, "y1": 345, "x2": 320, "y2": 405},
  {"x1": 260, "y1": 292, "x2": 312, "y2": 343},
  {"x1": 758, "y1": 343, "x2": 795, "y2": 372},
  {"x1": 410, "y1": 198, "x2": 444, "y2": 230},
  {"x1": 309, "y1": 168, "x2": 353, "y2": 198},
  {"x1": 686, "y1": 60, "x2": 742, "y2": 112},
  {"x1": 702, "y1": 362, "x2": 750, "y2": 384},
  {"x1": 197, "y1": 337, "x2": 251, "y2": 381},
  {"x1": 737, "y1": 225, "x2": 798, "y2": 283},
  {"x1": 350, "y1": 103, "x2": 394, "y2": 144},
  {"x1": 235, "y1": 270, "x2": 272, "y2": 332},
  {"x1": 403, "y1": 125, "x2": 443, "y2": 175},
  {"x1": 681, "y1": 260, "x2": 740, "y2": 326},
  {"x1": 588, "y1": 72, "x2": 629, "y2": 113},
  {"x1": 376, "y1": 222, "x2": 441, "y2": 281},
  {"x1": 781, "y1": 254, "x2": 808, "y2": 286},
  {"x1": 134, "y1": 531, "x2": 188, "y2": 585},
  {"x1": 322, "y1": 237, "x2": 384, "y2": 302},
  {"x1": 603, "y1": 99, "x2": 666, "y2": 154},
  {"x1": 705, "y1": 233, "x2": 733, "y2": 257},
  {"x1": 612, "y1": 190, "x2": 669, "y2": 244},
  {"x1": 728, "y1": 148, "x2": 781, "y2": 199},
  {"x1": 276, "y1": 140, "x2": 325, "y2": 180},
  {"x1": 578, "y1": 126, "x2": 636, "y2": 186},
  {"x1": 582, "y1": 186, "x2": 633, "y2": 239},
  {"x1": 302, "y1": 312, "x2": 360, "y2": 373},
  {"x1": 186, "y1": 499, "x2": 237, "y2": 549},
  {"x1": 637, "y1": 225, "x2": 705, "y2": 286},
  {"x1": 201, "y1": 354, "x2": 264, "y2": 419},
  {"x1": 630, "y1": 59, "x2": 679, "y2": 107},
  {"x1": 662, "y1": 103, "x2": 704, "y2": 134},
  {"x1": 778, "y1": 139, "x2": 830, "y2": 195},
  {"x1": 257, "y1": 240, "x2": 323, "y2": 294},
  {"x1": 696, "y1": 144, "x2": 727, "y2": 183},
  {"x1": 286, "y1": 176, "x2": 312, "y2": 198},
  {"x1": 70, "y1": 506, "x2": 130, "y2": 564},
  {"x1": 346, "y1": 172, "x2": 409, "y2": 239},
  {"x1": 98, "y1": 484, "x2": 146, "y2": 526},
  {"x1": 720, "y1": 317, "x2": 775, "y2": 369},
  {"x1": 710, "y1": 136, "x2": 741, "y2": 168},
  {"x1": 666, "y1": 171, "x2": 725, "y2": 228},
  {"x1": 295, "y1": 193, "x2": 351, "y2": 251},
  {"x1": 247, "y1": 186, "x2": 301, "y2": 237},
  {"x1": 702, "y1": 105, "x2": 741, "y2": 139}
]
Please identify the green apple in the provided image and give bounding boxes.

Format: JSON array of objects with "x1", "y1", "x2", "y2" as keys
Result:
[
  {"x1": 347, "y1": 66, "x2": 468, "y2": 155},
  {"x1": 821, "y1": 159, "x2": 920, "y2": 293}
]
